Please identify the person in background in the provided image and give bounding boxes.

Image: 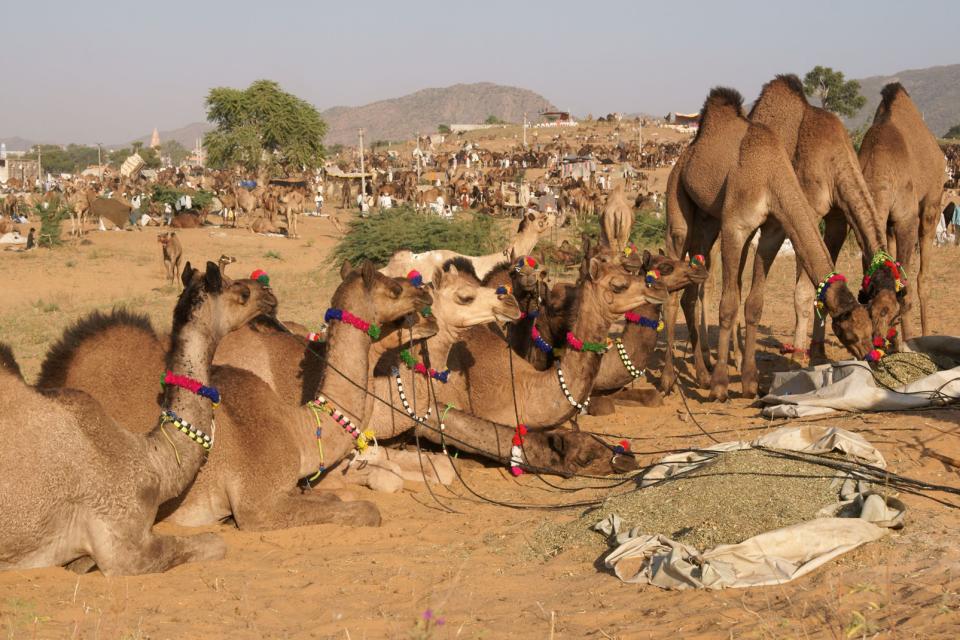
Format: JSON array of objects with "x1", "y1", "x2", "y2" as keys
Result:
[{"x1": 25, "y1": 227, "x2": 35, "y2": 250}]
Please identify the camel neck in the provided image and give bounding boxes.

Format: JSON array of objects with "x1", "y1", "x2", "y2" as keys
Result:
[
  {"x1": 508, "y1": 227, "x2": 539, "y2": 258},
  {"x1": 619, "y1": 303, "x2": 660, "y2": 371},
  {"x1": 319, "y1": 321, "x2": 371, "y2": 424},
  {"x1": 148, "y1": 324, "x2": 219, "y2": 501}
]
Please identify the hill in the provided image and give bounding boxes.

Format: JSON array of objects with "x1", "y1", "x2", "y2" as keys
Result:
[
  {"x1": 846, "y1": 63, "x2": 960, "y2": 137},
  {"x1": 0, "y1": 136, "x2": 39, "y2": 152},
  {"x1": 319, "y1": 82, "x2": 557, "y2": 145}
]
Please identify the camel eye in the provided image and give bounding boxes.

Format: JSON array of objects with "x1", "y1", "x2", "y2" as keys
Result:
[
  {"x1": 660, "y1": 264, "x2": 674, "y2": 275},
  {"x1": 457, "y1": 294, "x2": 476, "y2": 305},
  {"x1": 610, "y1": 281, "x2": 627, "y2": 293},
  {"x1": 237, "y1": 287, "x2": 250, "y2": 304}
]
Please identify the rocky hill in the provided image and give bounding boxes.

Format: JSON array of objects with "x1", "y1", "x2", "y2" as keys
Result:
[
  {"x1": 319, "y1": 82, "x2": 557, "y2": 146},
  {"x1": 847, "y1": 63, "x2": 960, "y2": 137}
]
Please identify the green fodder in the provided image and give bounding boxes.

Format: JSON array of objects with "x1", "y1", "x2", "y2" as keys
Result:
[
  {"x1": 35, "y1": 203, "x2": 68, "y2": 248},
  {"x1": 331, "y1": 206, "x2": 501, "y2": 267},
  {"x1": 531, "y1": 449, "x2": 840, "y2": 558},
  {"x1": 872, "y1": 351, "x2": 958, "y2": 389}
]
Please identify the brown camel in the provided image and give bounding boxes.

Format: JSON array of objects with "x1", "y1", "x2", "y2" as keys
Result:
[
  {"x1": 434, "y1": 253, "x2": 668, "y2": 426},
  {"x1": 380, "y1": 210, "x2": 558, "y2": 283},
  {"x1": 745, "y1": 75, "x2": 898, "y2": 362},
  {"x1": 0, "y1": 262, "x2": 277, "y2": 574},
  {"x1": 157, "y1": 231, "x2": 183, "y2": 284},
  {"x1": 858, "y1": 83, "x2": 947, "y2": 339},
  {"x1": 661, "y1": 87, "x2": 874, "y2": 400},
  {"x1": 599, "y1": 183, "x2": 634, "y2": 255},
  {"x1": 36, "y1": 262, "x2": 433, "y2": 529}
]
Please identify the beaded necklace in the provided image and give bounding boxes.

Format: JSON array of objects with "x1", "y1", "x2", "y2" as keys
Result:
[
  {"x1": 305, "y1": 403, "x2": 326, "y2": 481},
  {"x1": 162, "y1": 371, "x2": 221, "y2": 408},
  {"x1": 615, "y1": 339, "x2": 644, "y2": 379},
  {"x1": 324, "y1": 308, "x2": 381, "y2": 340},
  {"x1": 159, "y1": 409, "x2": 212, "y2": 451},
  {"x1": 399, "y1": 349, "x2": 450, "y2": 382},
  {"x1": 391, "y1": 366, "x2": 433, "y2": 423},
  {"x1": 556, "y1": 364, "x2": 590, "y2": 414},
  {"x1": 623, "y1": 312, "x2": 664, "y2": 332},
  {"x1": 531, "y1": 323, "x2": 553, "y2": 353},
  {"x1": 309, "y1": 395, "x2": 375, "y2": 452}
]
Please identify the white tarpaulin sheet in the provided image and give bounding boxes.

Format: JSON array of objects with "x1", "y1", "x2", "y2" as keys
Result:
[
  {"x1": 760, "y1": 336, "x2": 960, "y2": 418},
  {"x1": 598, "y1": 425, "x2": 905, "y2": 590}
]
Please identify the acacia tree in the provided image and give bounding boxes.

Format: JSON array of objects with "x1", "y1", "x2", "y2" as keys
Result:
[
  {"x1": 802, "y1": 66, "x2": 867, "y2": 118},
  {"x1": 945, "y1": 124, "x2": 960, "y2": 139},
  {"x1": 203, "y1": 79, "x2": 326, "y2": 172}
]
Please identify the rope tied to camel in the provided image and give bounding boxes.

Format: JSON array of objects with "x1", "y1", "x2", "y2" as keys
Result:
[
  {"x1": 324, "y1": 308, "x2": 381, "y2": 340},
  {"x1": 161, "y1": 371, "x2": 221, "y2": 408}
]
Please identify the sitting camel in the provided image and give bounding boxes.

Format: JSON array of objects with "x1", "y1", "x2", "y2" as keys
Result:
[
  {"x1": 36, "y1": 262, "x2": 432, "y2": 530},
  {"x1": 380, "y1": 210, "x2": 558, "y2": 283},
  {"x1": 0, "y1": 263, "x2": 276, "y2": 574}
]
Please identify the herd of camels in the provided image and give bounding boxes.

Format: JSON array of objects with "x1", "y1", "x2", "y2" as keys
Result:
[{"x1": 0, "y1": 77, "x2": 945, "y2": 575}]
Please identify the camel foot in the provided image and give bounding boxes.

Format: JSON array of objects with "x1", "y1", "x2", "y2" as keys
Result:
[
  {"x1": 708, "y1": 375, "x2": 730, "y2": 402},
  {"x1": 328, "y1": 500, "x2": 382, "y2": 527},
  {"x1": 659, "y1": 369, "x2": 676, "y2": 394},
  {"x1": 696, "y1": 367, "x2": 712, "y2": 389},
  {"x1": 741, "y1": 370, "x2": 759, "y2": 399},
  {"x1": 65, "y1": 556, "x2": 97, "y2": 574},
  {"x1": 587, "y1": 396, "x2": 617, "y2": 416},
  {"x1": 610, "y1": 388, "x2": 663, "y2": 407}
]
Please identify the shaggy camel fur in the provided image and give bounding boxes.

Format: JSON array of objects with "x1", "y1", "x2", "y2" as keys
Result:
[
  {"x1": 37, "y1": 262, "x2": 432, "y2": 529},
  {"x1": 858, "y1": 83, "x2": 947, "y2": 339},
  {"x1": 380, "y1": 210, "x2": 557, "y2": 283},
  {"x1": 599, "y1": 184, "x2": 634, "y2": 255},
  {"x1": 661, "y1": 87, "x2": 875, "y2": 400},
  {"x1": 433, "y1": 254, "x2": 668, "y2": 427},
  {"x1": 745, "y1": 75, "x2": 898, "y2": 361},
  {"x1": 0, "y1": 263, "x2": 276, "y2": 574},
  {"x1": 157, "y1": 232, "x2": 183, "y2": 284}
]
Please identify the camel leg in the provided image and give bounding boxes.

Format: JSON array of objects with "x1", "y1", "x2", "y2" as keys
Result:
[
  {"x1": 892, "y1": 216, "x2": 920, "y2": 340},
  {"x1": 660, "y1": 290, "x2": 682, "y2": 393},
  {"x1": 918, "y1": 201, "x2": 939, "y2": 336},
  {"x1": 89, "y1": 528, "x2": 226, "y2": 576},
  {"x1": 808, "y1": 210, "x2": 847, "y2": 362},
  {"x1": 231, "y1": 491, "x2": 380, "y2": 531},
  {"x1": 741, "y1": 221, "x2": 785, "y2": 398},
  {"x1": 709, "y1": 223, "x2": 752, "y2": 402},
  {"x1": 690, "y1": 219, "x2": 720, "y2": 387}
]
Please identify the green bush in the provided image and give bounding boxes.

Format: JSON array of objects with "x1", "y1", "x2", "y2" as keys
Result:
[
  {"x1": 574, "y1": 207, "x2": 667, "y2": 249},
  {"x1": 150, "y1": 184, "x2": 215, "y2": 211},
  {"x1": 35, "y1": 203, "x2": 68, "y2": 248},
  {"x1": 332, "y1": 206, "x2": 501, "y2": 267}
]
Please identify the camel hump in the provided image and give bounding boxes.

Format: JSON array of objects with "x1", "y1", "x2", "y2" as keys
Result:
[
  {"x1": 37, "y1": 308, "x2": 157, "y2": 390},
  {"x1": 880, "y1": 82, "x2": 909, "y2": 106},
  {"x1": 0, "y1": 342, "x2": 23, "y2": 380},
  {"x1": 704, "y1": 86, "x2": 744, "y2": 112}
]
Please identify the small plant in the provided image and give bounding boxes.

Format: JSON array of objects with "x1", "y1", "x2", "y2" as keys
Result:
[
  {"x1": 32, "y1": 299, "x2": 59, "y2": 314},
  {"x1": 35, "y1": 203, "x2": 69, "y2": 248},
  {"x1": 264, "y1": 250, "x2": 283, "y2": 260},
  {"x1": 409, "y1": 609, "x2": 445, "y2": 639},
  {"x1": 65, "y1": 260, "x2": 76, "y2": 268}
]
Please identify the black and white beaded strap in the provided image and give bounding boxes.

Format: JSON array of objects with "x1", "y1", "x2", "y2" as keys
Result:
[
  {"x1": 615, "y1": 339, "x2": 644, "y2": 380},
  {"x1": 162, "y1": 410, "x2": 213, "y2": 451},
  {"x1": 393, "y1": 368, "x2": 432, "y2": 423},
  {"x1": 556, "y1": 363, "x2": 590, "y2": 414}
]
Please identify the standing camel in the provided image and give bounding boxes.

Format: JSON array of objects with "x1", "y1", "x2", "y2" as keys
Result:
[
  {"x1": 661, "y1": 87, "x2": 874, "y2": 400},
  {"x1": 858, "y1": 83, "x2": 946, "y2": 339},
  {"x1": 157, "y1": 231, "x2": 182, "y2": 284},
  {"x1": 0, "y1": 262, "x2": 277, "y2": 574},
  {"x1": 599, "y1": 183, "x2": 634, "y2": 255}
]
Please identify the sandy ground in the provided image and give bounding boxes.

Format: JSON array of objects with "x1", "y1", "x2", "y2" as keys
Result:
[{"x1": 2, "y1": 212, "x2": 960, "y2": 639}]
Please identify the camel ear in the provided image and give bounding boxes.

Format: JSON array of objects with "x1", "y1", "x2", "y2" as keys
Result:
[
  {"x1": 181, "y1": 261, "x2": 194, "y2": 288},
  {"x1": 547, "y1": 431, "x2": 567, "y2": 456},
  {"x1": 360, "y1": 260, "x2": 377, "y2": 289},
  {"x1": 658, "y1": 247, "x2": 665, "y2": 256},
  {"x1": 432, "y1": 267, "x2": 444, "y2": 287},
  {"x1": 642, "y1": 249, "x2": 652, "y2": 268},
  {"x1": 204, "y1": 261, "x2": 223, "y2": 293},
  {"x1": 340, "y1": 260, "x2": 353, "y2": 281},
  {"x1": 526, "y1": 212, "x2": 535, "y2": 222},
  {"x1": 588, "y1": 256, "x2": 602, "y2": 282}
]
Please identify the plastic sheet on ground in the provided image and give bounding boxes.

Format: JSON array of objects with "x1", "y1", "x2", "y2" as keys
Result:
[
  {"x1": 598, "y1": 425, "x2": 905, "y2": 590},
  {"x1": 760, "y1": 336, "x2": 960, "y2": 418}
]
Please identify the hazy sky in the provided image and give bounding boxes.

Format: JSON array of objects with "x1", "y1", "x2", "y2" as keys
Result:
[{"x1": 3, "y1": 0, "x2": 957, "y2": 144}]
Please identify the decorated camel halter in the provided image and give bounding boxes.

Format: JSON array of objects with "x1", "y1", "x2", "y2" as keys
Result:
[
  {"x1": 391, "y1": 366, "x2": 433, "y2": 423},
  {"x1": 162, "y1": 371, "x2": 221, "y2": 408},
  {"x1": 531, "y1": 322, "x2": 553, "y2": 354},
  {"x1": 309, "y1": 395, "x2": 375, "y2": 452},
  {"x1": 305, "y1": 404, "x2": 327, "y2": 481},
  {"x1": 399, "y1": 349, "x2": 450, "y2": 382},
  {"x1": 407, "y1": 270, "x2": 423, "y2": 288},
  {"x1": 250, "y1": 269, "x2": 270, "y2": 287},
  {"x1": 624, "y1": 312, "x2": 664, "y2": 332},
  {"x1": 514, "y1": 255, "x2": 538, "y2": 272},
  {"x1": 861, "y1": 250, "x2": 907, "y2": 296},
  {"x1": 623, "y1": 243, "x2": 639, "y2": 257},
  {"x1": 159, "y1": 409, "x2": 212, "y2": 452},
  {"x1": 689, "y1": 254, "x2": 706, "y2": 268},
  {"x1": 556, "y1": 363, "x2": 590, "y2": 414},
  {"x1": 866, "y1": 327, "x2": 899, "y2": 363},
  {"x1": 814, "y1": 272, "x2": 847, "y2": 318},
  {"x1": 565, "y1": 331, "x2": 611, "y2": 354},
  {"x1": 324, "y1": 308, "x2": 382, "y2": 340},
  {"x1": 495, "y1": 284, "x2": 513, "y2": 296}
]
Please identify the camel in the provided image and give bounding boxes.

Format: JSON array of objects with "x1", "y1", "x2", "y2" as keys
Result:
[
  {"x1": 858, "y1": 83, "x2": 947, "y2": 340},
  {"x1": 157, "y1": 231, "x2": 183, "y2": 284},
  {"x1": 744, "y1": 75, "x2": 898, "y2": 362},
  {"x1": 433, "y1": 253, "x2": 669, "y2": 427},
  {"x1": 380, "y1": 210, "x2": 558, "y2": 283},
  {"x1": 0, "y1": 262, "x2": 277, "y2": 574},
  {"x1": 217, "y1": 254, "x2": 237, "y2": 277},
  {"x1": 660, "y1": 87, "x2": 875, "y2": 401},
  {"x1": 36, "y1": 262, "x2": 433, "y2": 529},
  {"x1": 599, "y1": 183, "x2": 634, "y2": 255},
  {"x1": 64, "y1": 187, "x2": 92, "y2": 237}
]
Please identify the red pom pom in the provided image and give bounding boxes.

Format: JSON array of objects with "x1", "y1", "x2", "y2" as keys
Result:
[
  {"x1": 509, "y1": 466, "x2": 524, "y2": 476},
  {"x1": 618, "y1": 439, "x2": 630, "y2": 452},
  {"x1": 512, "y1": 434, "x2": 523, "y2": 446},
  {"x1": 516, "y1": 424, "x2": 528, "y2": 436}
]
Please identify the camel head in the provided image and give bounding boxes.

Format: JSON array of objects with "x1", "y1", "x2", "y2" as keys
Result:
[
  {"x1": 584, "y1": 253, "x2": 669, "y2": 318},
  {"x1": 541, "y1": 429, "x2": 639, "y2": 476},
  {"x1": 431, "y1": 261, "x2": 521, "y2": 331},
  {"x1": 822, "y1": 284, "x2": 874, "y2": 360},
  {"x1": 519, "y1": 210, "x2": 554, "y2": 236},
  {"x1": 335, "y1": 260, "x2": 433, "y2": 334},
  {"x1": 858, "y1": 264, "x2": 904, "y2": 353},
  {"x1": 629, "y1": 248, "x2": 707, "y2": 293},
  {"x1": 174, "y1": 261, "x2": 279, "y2": 340},
  {"x1": 509, "y1": 255, "x2": 548, "y2": 310},
  {"x1": 157, "y1": 231, "x2": 176, "y2": 248}
]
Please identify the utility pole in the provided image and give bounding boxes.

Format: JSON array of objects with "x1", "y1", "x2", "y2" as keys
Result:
[
  {"x1": 523, "y1": 112, "x2": 528, "y2": 148},
  {"x1": 97, "y1": 143, "x2": 103, "y2": 182},
  {"x1": 37, "y1": 146, "x2": 42, "y2": 189},
  {"x1": 358, "y1": 128, "x2": 366, "y2": 210},
  {"x1": 415, "y1": 131, "x2": 421, "y2": 182}
]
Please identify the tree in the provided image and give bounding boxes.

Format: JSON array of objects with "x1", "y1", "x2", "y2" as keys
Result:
[
  {"x1": 944, "y1": 124, "x2": 960, "y2": 139},
  {"x1": 485, "y1": 115, "x2": 504, "y2": 125},
  {"x1": 203, "y1": 79, "x2": 326, "y2": 172},
  {"x1": 802, "y1": 66, "x2": 867, "y2": 118},
  {"x1": 160, "y1": 140, "x2": 191, "y2": 165},
  {"x1": 438, "y1": 124, "x2": 451, "y2": 134},
  {"x1": 25, "y1": 144, "x2": 100, "y2": 175}
]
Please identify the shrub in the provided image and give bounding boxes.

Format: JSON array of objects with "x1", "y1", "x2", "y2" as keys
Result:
[
  {"x1": 150, "y1": 184, "x2": 215, "y2": 211},
  {"x1": 35, "y1": 203, "x2": 68, "y2": 248},
  {"x1": 573, "y1": 207, "x2": 667, "y2": 249},
  {"x1": 332, "y1": 206, "x2": 500, "y2": 267}
]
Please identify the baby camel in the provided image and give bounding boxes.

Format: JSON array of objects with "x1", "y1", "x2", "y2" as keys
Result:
[{"x1": 0, "y1": 263, "x2": 276, "y2": 574}]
